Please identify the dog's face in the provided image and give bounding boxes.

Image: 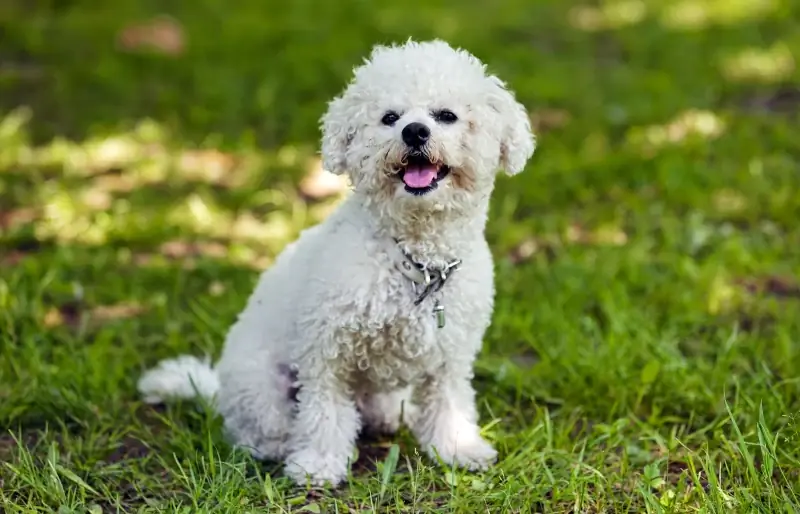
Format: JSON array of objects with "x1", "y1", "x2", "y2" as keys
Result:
[{"x1": 320, "y1": 40, "x2": 535, "y2": 212}]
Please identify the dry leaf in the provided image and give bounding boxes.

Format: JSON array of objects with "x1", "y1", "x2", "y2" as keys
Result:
[
  {"x1": 0, "y1": 208, "x2": 38, "y2": 230},
  {"x1": 0, "y1": 250, "x2": 27, "y2": 266},
  {"x1": 81, "y1": 187, "x2": 113, "y2": 211},
  {"x1": 89, "y1": 302, "x2": 147, "y2": 322},
  {"x1": 117, "y1": 15, "x2": 185, "y2": 56},
  {"x1": 530, "y1": 108, "x2": 571, "y2": 132},
  {"x1": 160, "y1": 240, "x2": 227, "y2": 259},
  {"x1": 566, "y1": 224, "x2": 628, "y2": 246},
  {"x1": 507, "y1": 238, "x2": 539, "y2": 264},
  {"x1": 208, "y1": 281, "x2": 226, "y2": 296},
  {"x1": 43, "y1": 307, "x2": 65, "y2": 328},
  {"x1": 299, "y1": 158, "x2": 349, "y2": 200},
  {"x1": 178, "y1": 150, "x2": 237, "y2": 184}
]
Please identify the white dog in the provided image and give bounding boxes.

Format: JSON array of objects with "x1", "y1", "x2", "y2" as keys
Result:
[{"x1": 137, "y1": 39, "x2": 535, "y2": 487}]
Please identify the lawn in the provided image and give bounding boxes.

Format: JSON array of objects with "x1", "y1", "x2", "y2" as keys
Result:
[{"x1": 1, "y1": 0, "x2": 800, "y2": 512}]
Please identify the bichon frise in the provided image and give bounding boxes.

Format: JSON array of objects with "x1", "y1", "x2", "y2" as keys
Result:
[{"x1": 138, "y1": 38, "x2": 536, "y2": 487}]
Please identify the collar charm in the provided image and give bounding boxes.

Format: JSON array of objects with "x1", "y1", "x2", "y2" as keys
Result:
[
  {"x1": 433, "y1": 301, "x2": 446, "y2": 328},
  {"x1": 385, "y1": 240, "x2": 461, "y2": 328}
]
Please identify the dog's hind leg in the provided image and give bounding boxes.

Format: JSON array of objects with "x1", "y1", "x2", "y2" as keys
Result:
[
  {"x1": 214, "y1": 350, "x2": 297, "y2": 461},
  {"x1": 282, "y1": 360, "x2": 362, "y2": 486}
]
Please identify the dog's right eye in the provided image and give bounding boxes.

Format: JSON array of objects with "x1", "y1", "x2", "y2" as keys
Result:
[{"x1": 381, "y1": 111, "x2": 400, "y2": 126}]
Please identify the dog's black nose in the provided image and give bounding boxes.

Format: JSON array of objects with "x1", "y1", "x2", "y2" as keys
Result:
[{"x1": 402, "y1": 122, "x2": 430, "y2": 147}]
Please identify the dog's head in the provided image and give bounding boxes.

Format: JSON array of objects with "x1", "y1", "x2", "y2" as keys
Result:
[{"x1": 320, "y1": 39, "x2": 535, "y2": 213}]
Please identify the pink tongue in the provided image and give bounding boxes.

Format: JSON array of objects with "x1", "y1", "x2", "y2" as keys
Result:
[{"x1": 403, "y1": 164, "x2": 438, "y2": 188}]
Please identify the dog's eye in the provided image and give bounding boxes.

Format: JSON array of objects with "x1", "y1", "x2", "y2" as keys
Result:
[
  {"x1": 433, "y1": 110, "x2": 458, "y2": 124},
  {"x1": 381, "y1": 111, "x2": 400, "y2": 126}
]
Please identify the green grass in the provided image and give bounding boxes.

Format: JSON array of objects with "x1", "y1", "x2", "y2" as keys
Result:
[{"x1": 2, "y1": 0, "x2": 800, "y2": 511}]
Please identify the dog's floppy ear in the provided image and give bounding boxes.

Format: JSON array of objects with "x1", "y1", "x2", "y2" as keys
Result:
[
  {"x1": 486, "y1": 75, "x2": 536, "y2": 176},
  {"x1": 320, "y1": 94, "x2": 355, "y2": 176}
]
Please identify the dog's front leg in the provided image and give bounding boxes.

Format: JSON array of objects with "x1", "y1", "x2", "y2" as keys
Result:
[
  {"x1": 411, "y1": 362, "x2": 497, "y2": 471},
  {"x1": 283, "y1": 363, "x2": 360, "y2": 487}
]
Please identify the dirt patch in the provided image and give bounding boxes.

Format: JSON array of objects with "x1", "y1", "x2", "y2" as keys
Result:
[
  {"x1": 569, "y1": 418, "x2": 597, "y2": 439},
  {"x1": 511, "y1": 348, "x2": 540, "y2": 370},
  {"x1": 738, "y1": 86, "x2": 800, "y2": 114},
  {"x1": 101, "y1": 404, "x2": 169, "y2": 465},
  {"x1": 351, "y1": 433, "x2": 400, "y2": 475},
  {"x1": 107, "y1": 435, "x2": 152, "y2": 463},
  {"x1": 0, "y1": 429, "x2": 44, "y2": 461},
  {"x1": 666, "y1": 460, "x2": 709, "y2": 490},
  {"x1": 40, "y1": 298, "x2": 149, "y2": 329},
  {"x1": 736, "y1": 312, "x2": 777, "y2": 333},
  {"x1": 738, "y1": 275, "x2": 800, "y2": 300}
]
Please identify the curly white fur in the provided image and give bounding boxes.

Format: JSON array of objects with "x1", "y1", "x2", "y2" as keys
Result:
[{"x1": 137, "y1": 38, "x2": 536, "y2": 487}]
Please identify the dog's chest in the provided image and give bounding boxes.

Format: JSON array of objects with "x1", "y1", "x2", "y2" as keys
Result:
[
  {"x1": 328, "y1": 239, "x2": 490, "y2": 390},
  {"x1": 342, "y1": 284, "x2": 448, "y2": 389}
]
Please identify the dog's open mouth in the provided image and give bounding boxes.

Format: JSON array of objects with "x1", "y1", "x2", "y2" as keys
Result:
[{"x1": 396, "y1": 153, "x2": 450, "y2": 196}]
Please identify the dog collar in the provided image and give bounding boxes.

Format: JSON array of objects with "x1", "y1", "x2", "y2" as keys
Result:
[{"x1": 384, "y1": 238, "x2": 461, "y2": 328}]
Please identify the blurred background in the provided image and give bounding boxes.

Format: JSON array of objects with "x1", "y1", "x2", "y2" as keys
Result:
[
  {"x1": 2, "y1": 0, "x2": 798, "y2": 261},
  {"x1": 1, "y1": 0, "x2": 799, "y2": 511}
]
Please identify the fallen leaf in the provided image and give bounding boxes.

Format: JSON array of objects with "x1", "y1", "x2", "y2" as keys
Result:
[
  {"x1": 0, "y1": 250, "x2": 28, "y2": 266},
  {"x1": 530, "y1": 108, "x2": 571, "y2": 132},
  {"x1": 208, "y1": 281, "x2": 225, "y2": 296},
  {"x1": 566, "y1": 223, "x2": 628, "y2": 246},
  {"x1": 299, "y1": 157, "x2": 349, "y2": 200},
  {"x1": 178, "y1": 149, "x2": 237, "y2": 184},
  {"x1": 89, "y1": 302, "x2": 147, "y2": 322},
  {"x1": 507, "y1": 238, "x2": 539, "y2": 264},
  {"x1": 92, "y1": 174, "x2": 140, "y2": 193},
  {"x1": 0, "y1": 208, "x2": 38, "y2": 230},
  {"x1": 81, "y1": 187, "x2": 113, "y2": 211},
  {"x1": 43, "y1": 307, "x2": 65, "y2": 328},
  {"x1": 160, "y1": 240, "x2": 227, "y2": 259},
  {"x1": 117, "y1": 15, "x2": 186, "y2": 56}
]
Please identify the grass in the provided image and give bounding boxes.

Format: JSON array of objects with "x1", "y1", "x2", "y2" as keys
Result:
[{"x1": 1, "y1": 0, "x2": 800, "y2": 511}]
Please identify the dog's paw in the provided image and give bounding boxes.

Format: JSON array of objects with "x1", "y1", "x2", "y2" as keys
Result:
[
  {"x1": 450, "y1": 436, "x2": 498, "y2": 470},
  {"x1": 425, "y1": 426, "x2": 498, "y2": 471},
  {"x1": 284, "y1": 449, "x2": 350, "y2": 487}
]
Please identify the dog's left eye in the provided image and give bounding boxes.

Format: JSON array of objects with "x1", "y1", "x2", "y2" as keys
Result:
[
  {"x1": 433, "y1": 110, "x2": 458, "y2": 124},
  {"x1": 381, "y1": 111, "x2": 400, "y2": 126}
]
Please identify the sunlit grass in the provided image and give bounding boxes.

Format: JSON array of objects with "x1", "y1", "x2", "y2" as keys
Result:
[
  {"x1": 720, "y1": 43, "x2": 796, "y2": 84},
  {"x1": 658, "y1": 0, "x2": 781, "y2": 30},
  {"x1": 568, "y1": 0, "x2": 648, "y2": 32},
  {"x1": 624, "y1": 109, "x2": 726, "y2": 155},
  {"x1": 1, "y1": 112, "x2": 347, "y2": 262}
]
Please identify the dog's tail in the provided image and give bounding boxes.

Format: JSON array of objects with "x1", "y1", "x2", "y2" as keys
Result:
[{"x1": 137, "y1": 355, "x2": 219, "y2": 405}]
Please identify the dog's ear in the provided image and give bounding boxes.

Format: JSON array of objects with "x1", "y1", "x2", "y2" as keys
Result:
[
  {"x1": 320, "y1": 94, "x2": 355, "y2": 176},
  {"x1": 486, "y1": 75, "x2": 536, "y2": 176}
]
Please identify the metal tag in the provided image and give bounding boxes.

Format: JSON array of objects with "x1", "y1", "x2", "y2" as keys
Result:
[{"x1": 433, "y1": 301, "x2": 445, "y2": 328}]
